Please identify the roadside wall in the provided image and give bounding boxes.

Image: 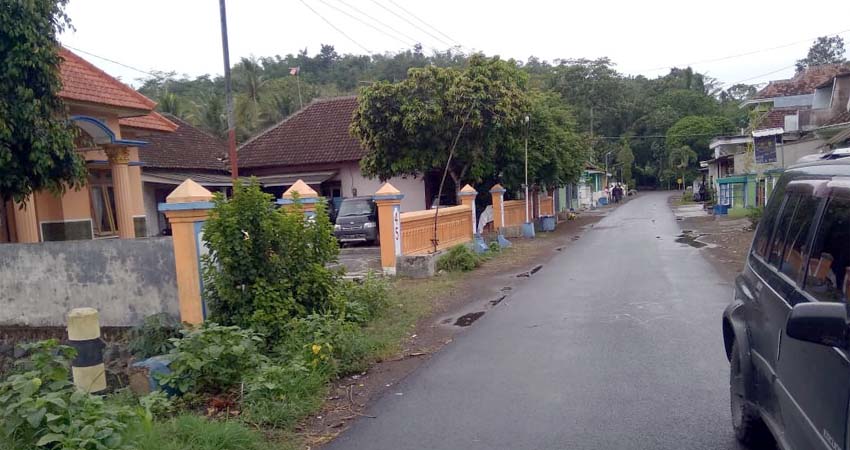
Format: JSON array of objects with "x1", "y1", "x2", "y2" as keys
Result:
[{"x1": 0, "y1": 238, "x2": 178, "y2": 327}]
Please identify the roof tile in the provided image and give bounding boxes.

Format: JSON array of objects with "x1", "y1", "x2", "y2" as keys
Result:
[
  {"x1": 754, "y1": 64, "x2": 850, "y2": 99},
  {"x1": 138, "y1": 115, "x2": 227, "y2": 171},
  {"x1": 119, "y1": 111, "x2": 178, "y2": 133},
  {"x1": 238, "y1": 97, "x2": 363, "y2": 168},
  {"x1": 58, "y1": 47, "x2": 156, "y2": 112}
]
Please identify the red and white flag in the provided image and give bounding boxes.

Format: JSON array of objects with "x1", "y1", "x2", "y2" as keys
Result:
[{"x1": 289, "y1": 67, "x2": 300, "y2": 76}]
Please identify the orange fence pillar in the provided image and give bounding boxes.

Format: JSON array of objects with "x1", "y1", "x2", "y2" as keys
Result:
[
  {"x1": 489, "y1": 184, "x2": 506, "y2": 233},
  {"x1": 158, "y1": 179, "x2": 214, "y2": 325},
  {"x1": 278, "y1": 179, "x2": 320, "y2": 217},
  {"x1": 458, "y1": 184, "x2": 477, "y2": 238},
  {"x1": 374, "y1": 183, "x2": 403, "y2": 275}
]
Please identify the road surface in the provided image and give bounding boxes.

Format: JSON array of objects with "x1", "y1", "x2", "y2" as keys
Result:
[{"x1": 326, "y1": 192, "x2": 747, "y2": 450}]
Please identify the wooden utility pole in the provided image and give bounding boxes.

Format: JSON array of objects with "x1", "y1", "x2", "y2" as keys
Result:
[{"x1": 219, "y1": 0, "x2": 238, "y2": 179}]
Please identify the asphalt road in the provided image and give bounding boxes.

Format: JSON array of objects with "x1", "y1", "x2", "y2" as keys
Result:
[{"x1": 327, "y1": 192, "x2": 748, "y2": 450}]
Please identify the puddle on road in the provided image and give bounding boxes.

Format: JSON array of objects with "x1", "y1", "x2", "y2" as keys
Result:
[
  {"x1": 489, "y1": 295, "x2": 506, "y2": 306},
  {"x1": 676, "y1": 230, "x2": 708, "y2": 248},
  {"x1": 454, "y1": 311, "x2": 486, "y2": 327}
]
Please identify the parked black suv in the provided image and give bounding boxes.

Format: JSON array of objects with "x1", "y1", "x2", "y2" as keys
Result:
[
  {"x1": 723, "y1": 156, "x2": 850, "y2": 450},
  {"x1": 333, "y1": 197, "x2": 379, "y2": 244}
]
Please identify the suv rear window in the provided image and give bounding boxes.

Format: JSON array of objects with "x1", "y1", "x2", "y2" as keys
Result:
[
  {"x1": 804, "y1": 197, "x2": 850, "y2": 302},
  {"x1": 753, "y1": 179, "x2": 788, "y2": 258},
  {"x1": 777, "y1": 195, "x2": 820, "y2": 281}
]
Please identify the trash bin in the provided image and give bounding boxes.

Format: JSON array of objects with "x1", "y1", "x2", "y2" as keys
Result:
[
  {"x1": 540, "y1": 215, "x2": 556, "y2": 232},
  {"x1": 714, "y1": 204, "x2": 729, "y2": 215},
  {"x1": 598, "y1": 197, "x2": 609, "y2": 206}
]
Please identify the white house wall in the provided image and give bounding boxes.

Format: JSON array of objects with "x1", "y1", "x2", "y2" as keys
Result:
[{"x1": 337, "y1": 161, "x2": 426, "y2": 212}]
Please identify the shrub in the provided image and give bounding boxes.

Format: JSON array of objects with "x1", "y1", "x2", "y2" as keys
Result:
[
  {"x1": 277, "y1": 314, "x2": 371, "y2": 375},
  {"x1": 437, "y1": 245, "x2": 480, "y2": 272},
  {"x1": 333, "y1": 273, "x2": 390, "y2": 324},
  {"x1": 157, "y1": 324, "x2": 267, "y2": 395},
  {"x1": 0, "y1": 340, "x2": 135, "y2": 450},
  {"x1": 202, "y1": 180, "x2": 340, "y2": 345},
  {"x1": 128, "y1": 414, "x2": 264, "y2": 450},
  {"x1": 241, "y1": 361, "x2": 327, "y2": 428},
  {"x1": 128, "y1": 313, "x2": 181, "y2": 359},
  {"x1": 747, "y1": 206, "x2": 764, "y2": 230}
]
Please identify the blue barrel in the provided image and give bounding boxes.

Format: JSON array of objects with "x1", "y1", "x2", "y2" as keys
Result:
[
  {"x1": 714, "y1": 204, "x2": 729, "y2": 215},
  {"x1": 541, "y1": 216, "x2": 556, "y2": 232}
]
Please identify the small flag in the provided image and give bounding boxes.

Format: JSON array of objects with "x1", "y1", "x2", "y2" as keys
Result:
[{"x1": 289, "y1": 67, "x2": 300, "y2": 76}]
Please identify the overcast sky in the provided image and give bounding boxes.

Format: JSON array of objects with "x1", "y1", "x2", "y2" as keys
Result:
[{"x1": 60, "y1": 0, "x2": 850, "y2": 88}]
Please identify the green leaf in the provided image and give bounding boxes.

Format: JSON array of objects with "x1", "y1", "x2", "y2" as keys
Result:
[
  {"x1": 35, "y1": 433, "x2": 64, "y2": 446},
  {"x1": 26, "y1": 407, "x2": 46, "y2": 427}
]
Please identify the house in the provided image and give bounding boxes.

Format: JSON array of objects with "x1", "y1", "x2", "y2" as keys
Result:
[
  {"x1": 706, "y1": 65, "x2": 850, "y2": 211},
  {"x1": 236, "y1": 96, "x2": 428, "y2": 212},
  {"x1": 576, "y1": 164, "x2": 610, "y2": 208},
  {"x1": 136, "y1": 115, "x2": 231, "y2": 235},
  {"x1": 0, "y1": 48, "x2": 176, "y2": 243}
]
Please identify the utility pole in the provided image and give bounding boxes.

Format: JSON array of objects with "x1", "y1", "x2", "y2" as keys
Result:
[
  {"x1": 219, "y1": 0, "x2": 238, "y2": 179},
  {"x1": 524, "y1": 115, "x2": 530, "y2": 223}
]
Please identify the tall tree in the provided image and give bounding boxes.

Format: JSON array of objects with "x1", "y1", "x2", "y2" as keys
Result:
[
  {"x1": 796, "y1": 35, "x2": 847, "y2": 72},
  {"x1": 617, "y1": 139, "x2": 635, "y2": 187},
  {"x1": 666, "y1": 115, "x2": 735, "y2": 161},
  {"x1": 352, "y1": 55, "x2": 529, "y2": 188},
  {"x1": 0, "y1": 0, "x2": 86, "y2": 202},
  {"x1": 668, "y1": 145, "x2": 697, "y2": 189}
]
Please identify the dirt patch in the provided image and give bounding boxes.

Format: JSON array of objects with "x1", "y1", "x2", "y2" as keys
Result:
[
  {"x1": 676, "y1": 213, "x2": 754, "y2": 282},
  {"x1": 300, "y1": 212, "x2": 608, "y2": 447}
]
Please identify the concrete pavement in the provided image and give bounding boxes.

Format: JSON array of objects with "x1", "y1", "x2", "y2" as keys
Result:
[{"x1": 326, "y1": 192, "x2": 748, "y2": 450}]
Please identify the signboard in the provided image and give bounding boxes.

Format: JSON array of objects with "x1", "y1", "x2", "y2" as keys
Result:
[
  {"x1": 392, "y1": 205, "x2": 401, "y2": 256},
  {"x1": 754, "y1": 136, "x2": 777, "y2": 164}
]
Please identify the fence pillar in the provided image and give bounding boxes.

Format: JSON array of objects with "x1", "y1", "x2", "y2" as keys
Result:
[
  {"x1": 489, "y1": 184, "x2": 506, "y2": 233},
  {"x1": 374, "y1": 183, "x2": 403, "y2": 276},
  {"x1": 67, "y1": 308, "x2": 106, "y2": 393},
  {"x1": 458, "y1": 184, "x2": 477, "y2": 238},
  {"x1": 158, "y1": 179, "x2": 214, "y2": 325},
  {"x1": 277, "y1": 179, "x2": 320, "y2": 217}
]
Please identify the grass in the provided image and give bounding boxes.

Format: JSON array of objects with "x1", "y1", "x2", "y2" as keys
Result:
[
  {"x1": 128, "y1": 415, "x2": 273, "y2": 450},
  {"x1": 726, "y1": 208, "x2": 750, "y2": 219}
]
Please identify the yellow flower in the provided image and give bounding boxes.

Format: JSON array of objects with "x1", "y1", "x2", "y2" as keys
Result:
[{"x1": 311, "y1": 344, "x2": 322, "y2": 355}]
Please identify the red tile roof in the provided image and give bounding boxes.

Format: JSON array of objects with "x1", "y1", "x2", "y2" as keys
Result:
[
  {"x1": 119, "y1": 111, "x2": 178, "y2": 133},
  {"x1": 58, "y1": 47, "x2": 156, "y2": 112},
  {"x1": 754, "y1": 64, "x2": 850, "y2": 99},
  {"x1": 138, "y1": 115, "x2": 228, "y2": 170},
  {"x1": 824, "y1": 110, "x2": 850, "y2": 127},
  {"x1": 238, "y1": 96, "x2": 364, "y2": 169},
  {"x1": 753, "y1": 107, "x2": 800, "y2": 130}
]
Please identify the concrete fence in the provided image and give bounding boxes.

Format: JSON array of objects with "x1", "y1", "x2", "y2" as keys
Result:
[
  {"x1": 0, "y1": 238, "x2": 178, "y2": 327},
  {"x1": 539, "y1": 195, "x2": 555, "y2": 217},
  {"x1": 400, "y1": 205, "x2": 473, "y2": 255},
  {"x1": 502, "y1": 200, "x2": 526, "y2": 228}
]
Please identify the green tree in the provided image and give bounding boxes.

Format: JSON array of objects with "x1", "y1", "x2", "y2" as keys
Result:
[
  {"x1": 796, "y1": 35, "x2": 847, "y2": 72},
  {"x1": 668, "y1": 145, "x2": 697, "y2": 189},
  {"x1": 0, "y1": 0, "x2": 86, "y2": 202},
  {"x1": 666, "y1": 115, "x2": 735, "y2": 161},
  {"x1": 617, "y1": 139, "x2": 635, "y2": 187},
  {"x1": 202, "y1": 180, "x2": 339, "y2": 344},
  {"x1": 352, "y1": 54, "x2": 529, "y2": 188}
]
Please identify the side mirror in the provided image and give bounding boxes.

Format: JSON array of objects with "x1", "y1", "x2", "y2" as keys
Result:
[{"x1": 786, "y1": 302, "x2": 848, "y2": 348}]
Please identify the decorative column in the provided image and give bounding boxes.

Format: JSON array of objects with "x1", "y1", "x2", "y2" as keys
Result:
[
  {"x1": 458, "y1": 184, "x2": 477, "y2": 238},
  {"x1": 106, "y1": 147, "x2": 135, "y2": 239},
  {"x1": 489, "y1": 184, "x2": 506, "y2": 233},
  {"x1": 277, "y1": 179, "x2": 320, "y2": 217},
  {"x1": 12, "y1": 196, "x2": 39, "y2": 243},
  {"x1": 158, "y1": 179, "x2": 214, "y2": 325},
  {"x1": 373, "y1": 183, "x2": 403, "y2": 276}
]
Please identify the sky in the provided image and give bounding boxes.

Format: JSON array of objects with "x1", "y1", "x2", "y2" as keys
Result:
[{"x1": 59, "y1": 0, "x2": 850, "y2": 88}]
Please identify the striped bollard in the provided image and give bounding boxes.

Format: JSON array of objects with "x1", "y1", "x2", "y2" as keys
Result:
[{"x1": 67, "y1": 308, "x2": 106, "y2": 393}]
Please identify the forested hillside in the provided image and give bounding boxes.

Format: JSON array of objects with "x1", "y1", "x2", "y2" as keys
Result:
[{"x1": 138, "y1": 43, "x2": 756, "y2": 188}]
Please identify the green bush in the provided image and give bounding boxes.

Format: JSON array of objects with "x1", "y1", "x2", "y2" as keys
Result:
[
  {"x1": 157, "y1": 324, "x2": 267, "y2": 395},
  {"x1": 128, "y1": 313, "x2": 181, "y2": 359},
  {"x1": 333, "y1": 273, "x2": 390, "y2": 324},
  {"x1": 202, "y1": 180, "x2": 340, "y2": 345},
  {"x1": 241, "y1": 361, "x2": 327, "y2": 428},
  {"x1": 128, "y1": 415, "x2": 264, "y2": 450},
  {"x1": 437, "y1": 245, "x2": 480, "y2": 272},
  {"x1": 0, "y1": 340, "x2": 135, "y2": 450},
  {"x1": 747, "y1": 206, "x2": 764, "y2": 230},
  {"x1": 276, "y1": 314, "x2": 371, "y2": 375}
]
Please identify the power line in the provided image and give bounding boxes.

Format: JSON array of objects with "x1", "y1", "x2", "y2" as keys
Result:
[
  {"x1": 720, "y1": 63, "x2": 797, "y2": 87},
  {"x1": 62, "y1": 44, "x2": 160, "y2": 78},
  {"x1": 298, "y1": 0, "x2": 372, "y2": 54},
  {"x1": 315, "y1": 0, "x2": 413, "y2": 48},
  {"x1": 595, "y1": 133, "x2": 720, "y2": 140},
  {"x1": 332, "y1": 0, "x2": 430, "y2": 51},
  {"x1": 638, "y1": 28, "x2": 850, "y2": 73},
  {"x1": 368, "y1": 0, "x2": 453, "y2": 49},
  {"x1": 384, "y1": 0, "x2": 461, "y2": 48}
]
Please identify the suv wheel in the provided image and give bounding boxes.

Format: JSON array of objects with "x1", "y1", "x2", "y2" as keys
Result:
[{"x1": 730, "y1": 341, "x2": 771, "y2": 446}]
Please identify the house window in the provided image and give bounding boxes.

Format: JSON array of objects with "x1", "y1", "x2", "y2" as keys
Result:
[{"x1": 89, "y1": 171, "x2": 117, "y2": 237}]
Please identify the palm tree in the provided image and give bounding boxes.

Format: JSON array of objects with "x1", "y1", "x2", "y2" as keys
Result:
[
  {"x1": 157, "y1": 92, "x2": 182, "y2": 117},
  {"x1": 668, "y1": 145, "x2": 697, "y2": 190}
]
